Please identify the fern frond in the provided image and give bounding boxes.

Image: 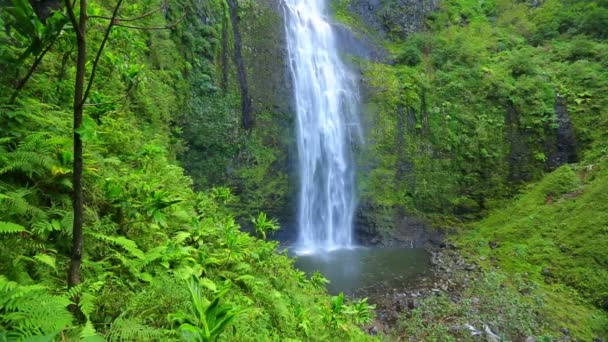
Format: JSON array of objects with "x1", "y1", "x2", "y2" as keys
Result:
[
  {"x1": 89, "y1": 233, "x2": 145, "y2": 260},
  {"x1": 0, "y1": 276, "x2": 73, "y2": 338},
  {"x1": 79, "y1": 292, "x2": 97, "y2": 320},
  {"x1": 0, "y1": 221, "x2": 25, "y2": 234},
  {"x1": 0, "y1": 133, "x2": 56, "y2": 178},
  {"x1": 32, "y1": 253, "x2": 56, "y2": 271},
  {"x1": 0, "y1": 188, "x2": 42, "y2": 217},
  {"x1": 106, "y1": 317, "x2": 168, "y2": 342}
]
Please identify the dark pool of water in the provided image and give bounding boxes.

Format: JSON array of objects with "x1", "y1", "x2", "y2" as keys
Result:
[{"x1": 291, "y1": 247, "x2": 432, "y2": 296}]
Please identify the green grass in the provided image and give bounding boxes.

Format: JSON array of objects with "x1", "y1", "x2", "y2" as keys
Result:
[{"x1": 458, "y1": 161, "x2": 608, "y2": 340}]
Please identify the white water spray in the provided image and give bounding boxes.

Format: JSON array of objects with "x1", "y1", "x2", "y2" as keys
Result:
[{"x1": 283, "y1": 0, "x2": 361, "y2": 252}]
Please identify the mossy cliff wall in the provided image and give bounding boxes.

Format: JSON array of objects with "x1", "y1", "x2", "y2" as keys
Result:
[
  {"x1": 332, "y1": 0, "x2": 608, "y2": 246},
  {"x1": 177, "y1": 0, "x2": 297, "y2": 231}
]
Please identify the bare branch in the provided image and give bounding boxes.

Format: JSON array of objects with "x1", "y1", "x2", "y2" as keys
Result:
[
  {"x1": 81, "y1": 0, "x2": 123, "y2": 106},
  {"x1": 83, "y1": 82, "x2": 134, "y2": 107},
  {"x1": 64, "y1": 0, "x2": 82, "y2": 39},
  {"x1": 111, "y1": 13, "x2": 186, "y2": 30},
  {"x1": 9, "y1": 42, "x2": 54, "y2": 104},
  {"x1": 88, "y1": 1, "x2": 167, "y2": 22}
]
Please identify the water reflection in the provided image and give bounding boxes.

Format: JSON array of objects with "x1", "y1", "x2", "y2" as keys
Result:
[{"x1": 292, "y1": 247, "x2": 432, "y2": 295}]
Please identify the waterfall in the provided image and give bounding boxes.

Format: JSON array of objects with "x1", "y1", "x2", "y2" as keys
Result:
[{"x1": 283, "y1": 0, "x2": 361, "y2": 252}]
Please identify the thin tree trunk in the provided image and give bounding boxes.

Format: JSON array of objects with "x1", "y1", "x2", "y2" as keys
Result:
[
  {"x1": 67, "y1": 0, "x2": 86, "y2": 302},
  {"x1": 227, "y1": 0, "x2": 253, "y2": 129},
  {"x1": 220, "y1": 0, "x2": 229, "y2": 93}
]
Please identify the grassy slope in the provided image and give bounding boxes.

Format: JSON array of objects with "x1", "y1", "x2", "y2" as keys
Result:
[{"x1": 459, "y1": 161, "x2": 608, "y2": 339}]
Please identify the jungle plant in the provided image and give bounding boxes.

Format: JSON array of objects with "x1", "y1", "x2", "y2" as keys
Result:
[
  {"x1": 310, "y1": 270, "x2": 330, "y2": 289},
  {"x1": 169, "y1": 276, "x2": 241, "y2": 342},
  {"x1": 325, "y1": 292, "x2": 346, "y2": 329},
  {"x1": 251, "y1": 211, "x2": 279, "y2": 240},
  {"x1": 345, "y1": 298, "x2": 376, "y2": 325}
]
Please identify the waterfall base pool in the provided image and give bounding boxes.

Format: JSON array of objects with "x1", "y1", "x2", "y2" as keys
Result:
[{"x1": 292, "y1": 247, "x2": 433, "y2": 296}]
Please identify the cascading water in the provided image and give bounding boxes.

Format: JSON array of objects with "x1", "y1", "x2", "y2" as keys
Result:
[{"x1": 283, "y1": 0, "x2": 361, "y2": 252}]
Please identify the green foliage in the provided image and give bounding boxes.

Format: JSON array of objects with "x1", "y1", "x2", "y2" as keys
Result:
[
  {"x1": 0, "y1": 221, "x2": 25, "y2": 234},
  {"x1": 339, "y1": 0, "x2": 608, "y2": 338},
  {"x1": 251, "y1": 212, "x2": 280, "y2": 240},
  {"x1": 169, "y1": 277, "x2": 240, "y2": 342},
  {"x1": 0, "y1": 1, "x2": 377, "y2": 341},
  {"x1": 355, "y1": 0, "x2": 608, "y2": 229},
  {"x1": 2, "y1": 0, "x2": 68, "y2": 62},
  {"x1": 310, "y1": 271, "x2": 331, "y2": 289},
  {"x1": 323, "y1": 293, "x2": 376, "y2": 332},
  {"x1": 0, "y1": 275, "x2": 73, "y2": 340},
  {"x1": 344, "y1": 298, "x2": 376, "y2": 325}
]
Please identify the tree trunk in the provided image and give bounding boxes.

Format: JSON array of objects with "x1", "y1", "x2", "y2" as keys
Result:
[
  {"x1": 227, "y1": 0, "x2": 253, "y2": 129},
  {"x1": 67, "y1": 0, "x2": 86, "y2": 312},
  {"x1": 221, "y1": 1, "x2": 229, "y2": 94}
]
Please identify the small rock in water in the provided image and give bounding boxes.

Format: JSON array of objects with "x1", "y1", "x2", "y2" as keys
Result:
[{"x1": 526, "y1": 337, "x2": 536, "y2": 342}]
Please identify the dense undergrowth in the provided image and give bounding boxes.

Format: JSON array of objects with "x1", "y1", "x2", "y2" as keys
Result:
[
  {"x1": 0, "y1": 0, "x2": 374, "y2": 340},
  {"x1": 2, "y1": 0, "x2": 607, "y2": 340}
]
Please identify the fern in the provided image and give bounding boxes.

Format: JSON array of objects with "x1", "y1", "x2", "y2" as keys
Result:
[
  {"x1": 0, "y1": 133, "x2": 57, "y2": 178},
  {"x1": 0, "y1": 221, "x2": 25, "y2": 234},
  {"x1": 0, "y1": 276, "x2": 73, "y2": 339},
  {"x1": 107, "y1": 317, "x2": 169, "y2": 342},
  {"x1": 89, "y1": 233, "x2": 145, "y2": 260},
  {"x1": 0, "y1": 188, "x2": 44, "y2": 218}
]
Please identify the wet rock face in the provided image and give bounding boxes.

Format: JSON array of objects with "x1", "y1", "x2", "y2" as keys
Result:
[
  {"x1": 545, "y1": 94, "x2": 578, "y2": 169},
  {"x1": 332, "y1": 22, "x2": 388, "y2": 62},
  {"x1": 348, "y1": 0, "x2": 439, "y2": 38},
  {"x1": 355, "y1": 204, "x2": 442, "y2": 247},
  {"x1": 241, "y1": 0, "x2": 292, "y2": 116}
]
